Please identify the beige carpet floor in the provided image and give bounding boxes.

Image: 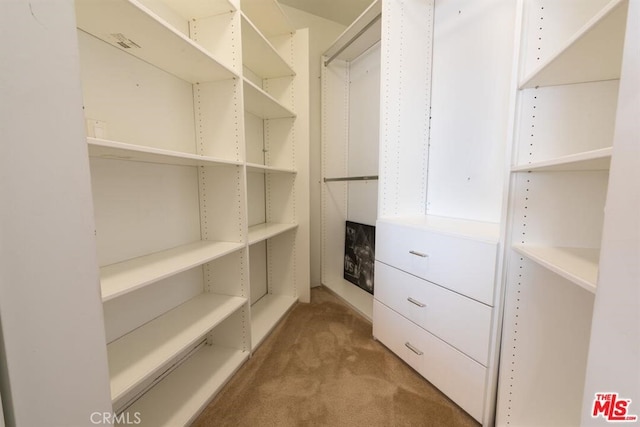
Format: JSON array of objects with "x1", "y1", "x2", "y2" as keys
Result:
[{"x1": 193, "y1": 286, "x2": 480, "y2": 427}]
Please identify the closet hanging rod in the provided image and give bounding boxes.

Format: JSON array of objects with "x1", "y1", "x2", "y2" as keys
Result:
[
  {"x1": 323, "y1": 13, "x2": 382, "y2": 67},
  {"x1": 324, "y1": 175, "x2": 379, "y2": 183}
]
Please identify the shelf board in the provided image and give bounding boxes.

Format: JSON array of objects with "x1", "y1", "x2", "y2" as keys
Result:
[
  {"x1": 156, "y1": 0, "x2": 236, "y2": 20},
  {"x1": 251, "y1": 293, "x2": 297, "y2": 350},
  {"x1": 243, "y1": 78, "x2": 296, "y2": 119},
  {"x1": 241, "y1": 0, "x2": 295, "y2": 37},
  {"x1": 101, "y1": 241, "x2": 244, "y2": 302},
  {"x1": 512, "y1": 147, "x2": 612, "y2": 172},
  {"x1": 75, "y1": 0, "x2": 237, "y2": 83},
  {"x1": 520, "y1": 0, "x2": 627, "y2": 89},
  {"x1": 324, "y1": 0, "x2": 381, "y2": 64},
  {"x1": 88, "y1": 138, "x2": 242, "y2": 168},
  {"x1": 248, "y1": 222, "x2": 298, "y2": 245},
  {"x1": 108, "y1": 293, "x2": 247, "y2": 404},
  {"x1": 513, "y1": 245, "x2": 599, "y2": 293},
  {"x1": 246, "y1": 163, "x2": 297, "y2": 174},
  {"x1": 120, "y1": 345, "x2": 248, "y2": 426},
  {"x1": 377, "y1": 215, "x2": 501, "y2": 244},
  {"x1": 241, "y1": 13, "x2": 295, "y2": 79}
]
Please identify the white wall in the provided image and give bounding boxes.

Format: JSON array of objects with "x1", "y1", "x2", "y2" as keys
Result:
[{"x1": 280, "y1": 5, "x2": 345, "y2": 287}]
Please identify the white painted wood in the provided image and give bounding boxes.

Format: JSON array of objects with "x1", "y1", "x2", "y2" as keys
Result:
[
  {"x1": 245, "y1": 112, "x2": 266, "y2": 165},
  {"x1": 513, "y1": 245, "x2": 599, "y2": 293},
  {"x1": 264, "y1": 117, "x2": 297, "y2": 170},
  {"x1": 250, "y1": 294, "x2": 297, "y2": 350},
  {"x1": 88, "y1": 138, "x2": 243, "y2": 167},
  {"x1": 0, "y1": 1, "x2": 113, "y2": 424},
  {"x1": 248, "y1": 223, "x2": 298, "y2": 245},
  {"x1": 249, "y1": 242, "x2": 268, "y2": 305},
  {"x1": 141, "y1": 0, "x2": 235, "y2": 22},
  {"x1": 378, "y1": 216, "x2": 501, "y2": 243},
  {"x1": 247, "y1": 171, "x2": 267, "y2": 227},
  {"x1": 190, "y1": 11, "x2": 240, "y2": 74},
  {"x1": 75, "y1": 0, "x2": 237, "y2": 83},
  {"x1": 108, "y1": 293, "x2": 246, "y2": 404},
  {"x1": 376, "y1": 220, "x2": 498, "y2": 306},
  {"x1": 520, "y1": 0, "x2": 627, "y2": 88},
  {"x1": 375, "y1": 262, "x2": 493, "y2": 366},
  {"x1": 241, "y1": 0, "x2": 295, "y2": 37},
  {"x1": 243, "y1": 78, "x2": 296, "y2": 119},
  {"x1": 241, "y1": 13, "x2": 295, "y2": 78},
  {"x1": 582, "y1": 2, "x2": 640, "y2": 422},
  {"x1": 512, "y1": 147, "x2": 612, "y2": 172},
  {"x1": 323, "y1": 0, "x2": 381, "y2": 64},
  {"x1": 121, "y1": 345, "x2": 249, "y2": 427},
  {"x1": 100, "y1": 241, "x2": 245, "y2": 301},
  {"x1": 427, "y1": 0, "x2": 517, "y2": 224},
  {"x1": 246, "y1": 163, "x2": 297, "y2": 174},
  {"x1": 373, "y1": 301, "x2": 486, "y2": 422}
]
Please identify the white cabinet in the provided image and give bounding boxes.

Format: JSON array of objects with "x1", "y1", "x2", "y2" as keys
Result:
[
  {"x1": 496, "y1": 1, "x2": 634, "y2": 426},
  {"x1": 74, "y1": 0, "x2": 308, "y2": 423}
]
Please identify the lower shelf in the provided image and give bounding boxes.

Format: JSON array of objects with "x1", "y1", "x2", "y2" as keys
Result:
[
  {"x1": 250, "y1": 293, "x2": 297, "y2": 350},
  {"x1": 117, "y1": 345, "x2": 249, "y2": 427}
]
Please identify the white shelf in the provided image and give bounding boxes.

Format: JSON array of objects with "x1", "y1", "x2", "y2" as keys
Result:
[
  {"x1": 250, "y1": 293, "x2": 297, "y2": 350},
  {"x1": 107, "y1": 293, "x2": 247, "y2": 403},
  {"x1": 248, "y1": 223, "x2": 298, "y2": 245},
  {"x1": 324, "y1": 0, "x2": 381, "y2": 64},
  {"x1": 75, "y1": 0, "x2": 237, "y2": 83},
  {"x1": 513, "y1": 245, "x2": 599, "y2": 293},
  {"x1": 512, "y1": 147, "x2": 612, "y2": 172},
  {"x1": 156, "y1": 0, "x2": 235, "y2": 20},
  {"x1": 246, "y1": 163, "x2": 297, "y2": 174},
  {"x1": 520, "y1": 0, "x2": 627, "y2": 89},
  {"x1": 88, "y1": 138, "x2": 242, "y2": 168},
  {"x1": 100, "y1": 241, "x2": 244, "y2": 302},
  {"x1": 378, "y1": 215, "x2": 501, "y2": 244},
  {"x1": 241, "y1": 0, "x2": 295, "y2": 37},
  {"x1": 241, "y1": 13, "x2": 295, "y2": 79},
  {"x1": 119, "y1": 345, "x2": 248, "y2": 427},
  {"x1": 243, "y1": 78, "x2": 296, "y2": 119}
]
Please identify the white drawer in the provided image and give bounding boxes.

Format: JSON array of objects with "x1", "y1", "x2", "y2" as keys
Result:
[
  {"x1": 374, "y1": 261, "x2": 492, "y2": 366},
  {"x1": 375, "y1": 220, "x2": 497, "y2": 305},
  {"x1": 373, "y1": 300, "x2": 486, "y2": 422}
]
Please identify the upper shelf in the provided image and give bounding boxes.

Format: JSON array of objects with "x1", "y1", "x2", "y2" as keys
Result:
[
  {"x1": 514, "y1": 245, "x2": 599, "y2": 293},
  {"x1": 248, "y1": 222, "x2": 298, "y2": 245},
  {"x1": 246, "y1": 163, "x2": 297, "y2": 174},
  {"x1": 512, "y1": 147, "x2": 612, "y2": 172},
  {"x1": 88, "y1": 138, "x2": 243, "y2": 168},
  {"x1": 241, "y1": 0, "x2": 295, "y2": 37},
  {"x1": 243, "y1": 78, "x2": 296, "y2": 119},
  {"x1": 520, "y1": 0, "x2": 628, "y2": 89},
  {"x1": 324, "y1": 0, "x2": 381, "y2": 65},
  {"x1": 241, "y1": 13, "x2": 295, "y2": 79},
  {"x1": 75, "y1": 0, "x2": 238, "y2": 83}
]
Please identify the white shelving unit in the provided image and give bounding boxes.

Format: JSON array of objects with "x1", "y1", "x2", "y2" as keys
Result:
[
  {"x1": 73, "y1": 0, "x2": 309, "y2": 423},
  {"x1": 497, "y1": 1, "x2": 631, "y2": 425}
]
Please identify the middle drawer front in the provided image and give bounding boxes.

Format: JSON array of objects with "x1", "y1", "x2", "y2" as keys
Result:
[
  {"x1": 375, "y1": 221, "x2": 497, "y2": 305},
  {"x1": 375, "y1": 261, "x2": 492, "y2": 366},
  {"x1": 373, "y1": 300, "x2": 486, "y2": 422}
]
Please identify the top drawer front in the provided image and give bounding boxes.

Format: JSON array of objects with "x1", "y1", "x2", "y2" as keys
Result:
[{"x1": 376, "y1": 221, "x2": 497, "y2": 305}]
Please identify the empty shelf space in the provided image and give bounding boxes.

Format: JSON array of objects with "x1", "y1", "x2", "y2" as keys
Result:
[
  {"x1": 520, "y1": 0, "x2": 627, "y2": 89},
  {"x1": 512, "y1": 147, "x2": 613, "y2": 172},
  {"x1": 324, "y1": 0, "x2": 382, "y2": 64},
  {"x1": 378, "y1": 215, "x2": 501, "y2": 244},
  {"x1": 251, "y1": 293, "x2": 297, "y2": 350},
  {"x1": 108, "y1": 293, "x2": 247, "y2": 403},
  {"x1": 241, "y1": 0, "x2": 294, "y2": 37},
  {"x1": 75, "y1": 0, "x2": 237, "y2": 83},
  {"x1": 101, "y1": 241, "x2": 245, "y2": 301},
  {"x1": 248, "y1": 223, "x2": 298, "y2": 245},
  {"x1": 246, "y1": 163, "x2": 297, "y2": 174},
  {"x1": 243, "y1": 78, "x2": 296, "y2": 119},
  {"x1": 88, "y1": 138, "x2": 242, "y2": 168},
  {"x1": 513, "y1": 245, "x2": 599, "y2": 293},
  {"x1": 120, "y1": 345, "x2": 248, "y2": 427},
  {"x1": 159, "y1": 0, "x2": 235, "y2": 20},
  {"x1": 241, "y1": 14, "x2": 295, "y2": 79}
]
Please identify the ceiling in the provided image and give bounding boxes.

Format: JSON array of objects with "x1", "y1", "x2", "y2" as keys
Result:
[{"x1": 279, "y1": 0, "x2": 374, "y2": 26}]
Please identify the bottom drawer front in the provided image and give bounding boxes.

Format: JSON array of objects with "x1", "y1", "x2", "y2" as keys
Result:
[{"x1": 373, "y1": 300, "x2": 486, "y2": 422}]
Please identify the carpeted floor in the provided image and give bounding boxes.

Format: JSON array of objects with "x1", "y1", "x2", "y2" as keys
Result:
[{"x1": 193, "y1": 286, "x2": 480, "y2": 426}]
